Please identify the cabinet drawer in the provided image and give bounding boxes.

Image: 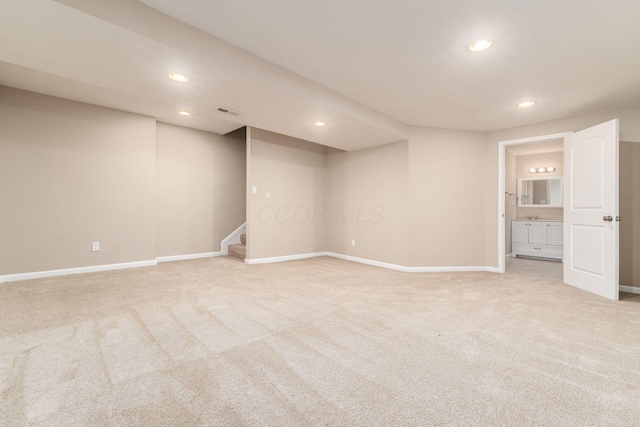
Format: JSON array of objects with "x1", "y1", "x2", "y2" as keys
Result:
[{"x1": 512, "y1": 243, "x2": 563, "y2": 260}]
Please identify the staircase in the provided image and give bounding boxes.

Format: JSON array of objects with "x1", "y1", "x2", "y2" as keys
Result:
[{"x1": 228, "y1": 233, "x2": 246, "y2": 261}]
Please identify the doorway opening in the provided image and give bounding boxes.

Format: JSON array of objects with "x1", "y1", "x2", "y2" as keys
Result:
[
  {"x1": 498, "y1": 134, "x2": 569, "y2": 280},
  {"x1": 505, "y1": 140, "x2": 564, "y2": 280},
  {"x1": 497, "y1": 133, "x2": 571, "y2": 278}
]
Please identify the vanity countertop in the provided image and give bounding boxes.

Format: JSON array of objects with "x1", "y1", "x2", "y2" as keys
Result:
[{"x1": 514, "y1": 218, "x2": 563, "y2": 222}]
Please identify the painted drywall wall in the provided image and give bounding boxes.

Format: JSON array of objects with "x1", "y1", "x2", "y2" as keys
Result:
[
  {"x1": 0, "y1": 87, "x2": 156, "y2": 274},
  {"x1": 246, "y1": 126, "x2": 484, "y2": 268},
  {"x1": 514, "y1": 151, "x2": 563, "y2": 220},
  {"x1": 408, "y1": 127, "x2": 486, "y2": 267},
  {"x1": 619, "y1": 141, "x2": 640, "y2": 288},
  {"x1": 485, "y1": 107, "x2": 640, "y2": 268},
  {"x1": 156, "y1": 123, "x2": 246, "y2": 257},
  {"x1": 326, "y1": 141, "x2": 409, "y2": 266},
  {"x1": 247, "y1": 128, "x2": 328, "y2": 260}
]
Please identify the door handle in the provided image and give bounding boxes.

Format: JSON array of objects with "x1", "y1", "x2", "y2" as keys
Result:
[{"x1": 603, "y1": 216, "x2": 613, "y2": 222}]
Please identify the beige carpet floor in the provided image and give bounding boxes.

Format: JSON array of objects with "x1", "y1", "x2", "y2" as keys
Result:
[{"x1": 1, "y1": 256, "x2": 640, "y2": 426}]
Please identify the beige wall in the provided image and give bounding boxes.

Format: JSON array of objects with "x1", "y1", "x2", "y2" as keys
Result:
[
  {"x1": 1, "y1": 87, "x2": 247, "y2": 277},
  {"x1": 514, "y1": 151, "x2": 563, "y2": 220},
  {"x1": 0, "y1": 87, "x2": 156, "y2": 274},
  {"x1": 156, "y1": 123, "x2": 246, "y2": 257},
  {"x1": 247, "y1": 125, "x2": 486, "y2": 268},
  {"x1": 247, "y1": 128, "x2": 328, "y2": 259},
  {"x1": 326, "y1": 141, "x2": 409, "y2": 266},
  {"x1": 619, "y1": 141, "x2": 640, "y2": 288},
  {"x1": 408, "y1": 127, "x2": 486, "y2": 267}
]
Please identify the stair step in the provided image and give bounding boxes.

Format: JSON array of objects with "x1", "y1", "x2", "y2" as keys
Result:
[
  {"x1": 240, "y1": 233, "x2": 246, "y2": 245},
  {"x1": 228, "y1": 243, "x2": 246, "y2": 260}
]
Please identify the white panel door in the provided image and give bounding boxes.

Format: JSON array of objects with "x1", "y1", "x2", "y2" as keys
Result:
[{"x1": 564, "y1": 120, "x2": 619, "y2": 300}]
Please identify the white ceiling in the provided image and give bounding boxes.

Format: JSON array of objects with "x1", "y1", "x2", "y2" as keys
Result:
[
  {"x1": 2, "y1": 0, "x2": 640, "y2": 150},
  {"x1": 138, "y1": 0, "x2": 640, "y2": 130}
]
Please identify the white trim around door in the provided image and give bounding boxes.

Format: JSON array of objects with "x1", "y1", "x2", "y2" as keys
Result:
[{"x1": 497, "y1": 132, "x2": 572, "y2": 274}]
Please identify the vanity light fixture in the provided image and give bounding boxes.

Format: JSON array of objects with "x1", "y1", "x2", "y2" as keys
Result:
[
  {"x1": 178, "y1": 111, "x2": 191, "y2": 116},
  {"x1": 518, "y1": 101, "x2": 536, "y2": 108},
  {"x1": 313, "y1": 121, "x2": 327, "y2": 127},
  {"x1": 469, "y1": 39, "x2": 492, "y2": 52},
  {"x1": 168, "y1": 73, "x2": 189, "y2": 83},
  {"x1": 529, "y1": 166, "x2": 555, "y2": 174}
]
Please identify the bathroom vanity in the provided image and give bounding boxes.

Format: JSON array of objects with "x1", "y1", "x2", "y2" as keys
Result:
[{"x1": 511, "y1": 220, "x2": 563, "y2": 260}]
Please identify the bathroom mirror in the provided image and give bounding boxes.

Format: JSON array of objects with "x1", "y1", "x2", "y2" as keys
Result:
[{"x1": 518, "y1": 177, "x2": 562, "y2": 207}]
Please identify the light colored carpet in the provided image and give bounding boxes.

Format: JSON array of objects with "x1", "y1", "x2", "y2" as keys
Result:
[{"x1": 1, "y1": 256, "x2": 640, "y2": 426}]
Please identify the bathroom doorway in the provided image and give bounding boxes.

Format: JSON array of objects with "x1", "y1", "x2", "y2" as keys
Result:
[{"x1": 504, "y1": 139, "x2": 564, "y2": 281}]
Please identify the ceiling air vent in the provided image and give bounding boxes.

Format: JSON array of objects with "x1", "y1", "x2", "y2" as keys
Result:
[{"x1": 217, "y1": 106, "x2": 241, "y2": 116}]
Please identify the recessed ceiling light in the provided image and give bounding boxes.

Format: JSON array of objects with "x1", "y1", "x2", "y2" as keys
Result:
[
  {"x1": 469, "y1": 39, "x2": 492, "y2": 52},
  {"x1": 168, "y1": 73, "x2": 189, "y2": 82},
  {"x1": 518, "y1": 101, "x2": 536, "y2": 108},
  {"x1": 313, "y1": 121, "x2": 327, "y2": 127},
  {"x1": 178, "y1": 111, "x2": 191, "y2": 116}
]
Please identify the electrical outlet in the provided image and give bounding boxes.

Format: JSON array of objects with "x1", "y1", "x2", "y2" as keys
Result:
[
  {"x1": 92, "y1": 242, "x2": 100, "y2": 252},
  {"x1": 351, "y1": 239, "x2": 356, "y2": 247},
  {"x1": 266, "y1": 191, "x2": 271, "y2": 200},
  {"x1": 252, "y1": 186, "x2": 257, "y2": 194}
]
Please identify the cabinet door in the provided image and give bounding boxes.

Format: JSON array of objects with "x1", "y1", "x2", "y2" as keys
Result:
[
  {"x1": 512, "y1": 221, "x2": 529, "y2": 243},
  {"x1": 528, "y1": 222, "x2": 547, "y2": 244},
  {"x1": 547, "y1": 222, "x2": 563, "y2": 246}
]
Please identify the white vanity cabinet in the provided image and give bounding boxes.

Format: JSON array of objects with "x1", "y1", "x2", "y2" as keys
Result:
[{"x1": 511, "y1": 220, "x2": 563, "y2": 260}]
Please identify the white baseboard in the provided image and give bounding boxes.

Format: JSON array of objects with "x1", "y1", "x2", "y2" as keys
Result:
[
  {"x1": 246, "y1": 251, "x2": 497, "y2": 273},
  {"x1": 620, "y1": 285, "x2": 640, "y2": 295},
  {"x1": 156, "y1": 252, "x2": 222, "y2": 263},
  {"x1": 221, "y1": 222, "x2": 246, "y2": 255},
  {"x1": 327, "y1": 252, "x2": 497, "y2": 273},
  {"x1": 245, "y1": 252, "x2": 327, "y2": 265},
  {"x1": 0, "y1": 260, "x2": 157, "y2": 284},
  {"x1": 0, "y1": 250, "x2": 505, "y2": 284},
  {"x1": 325, "y1": 252, "x2": 410, "y2": 272}
]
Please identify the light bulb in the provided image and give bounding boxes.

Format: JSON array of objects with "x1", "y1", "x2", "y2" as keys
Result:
[
  {"x1": 469, "y1": 39, "x2": 492, "y2": 52},
  {"x1": 169, "y1": 73, "x2": 189, "y2": 82}
]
